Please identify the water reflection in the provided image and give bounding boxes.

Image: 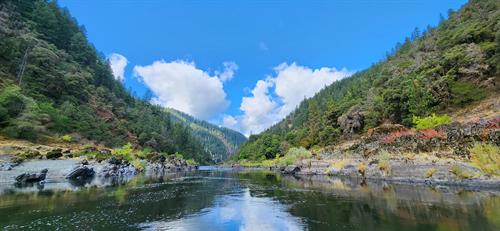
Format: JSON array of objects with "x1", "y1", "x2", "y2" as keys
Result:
[
  {"x1": 139, "y1": 188, "x2": 304, "y2": 231},
  {"x1": 0, "y1": 170, "x2": 499, "y2": 231}
]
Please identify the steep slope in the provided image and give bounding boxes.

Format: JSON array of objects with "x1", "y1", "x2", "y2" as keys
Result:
[
  {"x1": 0, "y1": 0, "x2": 214, "y2": 163},
  {"x1": 235, "y1": 0, "x2": 499, "y2": 161},
  {"x1": 167, "y1": 109, "x2": 247, "y2": 162}
]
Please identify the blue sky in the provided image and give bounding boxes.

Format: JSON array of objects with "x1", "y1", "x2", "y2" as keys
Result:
[{"x1": 59, "y1": 0, "x2": 467, "y2": 135}]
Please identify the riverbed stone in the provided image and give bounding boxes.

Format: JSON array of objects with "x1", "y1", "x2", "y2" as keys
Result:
[
  {"x1": 15, "y1": 169, "x2": 48, "y2": 183},
  {"x1": 66, "y1": 166, "x2": 95, "y2": 179},
  {"x1": 282, "y1": 165, "x2": 300, "y2": 174}
]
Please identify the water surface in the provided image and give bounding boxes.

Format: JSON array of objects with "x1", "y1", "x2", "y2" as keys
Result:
[{"x1": 1, "y1": 168, "x2": 499, "y2": 230}]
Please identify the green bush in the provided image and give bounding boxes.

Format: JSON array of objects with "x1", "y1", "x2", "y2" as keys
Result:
[
  {"x1": 132, "y1": 159, "x2": 146, "y2": 172},
  {"x1": 175, "y1": 152, "x2": 184, "y2": 159},
  {"x1": 449, "y1": 80, "x2": 486, "y2": 106},
  {"x1": 186, "y1": 158, "x2": 198, "y2": 166},
  {"x1": 275, "y1": 147, "x2": 312, "y2": 167},
  {"x1": 112, "y1": 143, "x2": 134, "y2": 161},
  {"x1": 412, "y1": 113, "x2": 452, "y2": 130},
  {"x1": 61, "y1": 134, "x2": 73, "y2": 142},
  {"x1": 136, "y1": 148, "x2": 153, "y2": 160}
]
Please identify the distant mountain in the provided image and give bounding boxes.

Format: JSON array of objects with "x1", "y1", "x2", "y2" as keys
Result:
[
  {"x1": 167, "y1": 109, "x2": 247, "y2": 162},
  {"x1": 235, "y1": 0, "x2": 499, "y2": 161}
]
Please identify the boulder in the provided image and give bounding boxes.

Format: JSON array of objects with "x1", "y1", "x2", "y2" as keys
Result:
[
  {"x1": 15, "y1": 169, "x2": 48, "y2": 183},
  {"x1": 108, "y1": 157, "x2": 122, "y2": 165},
  {"x1": 46, "y1": 148, "x2": 63, "y2": 159},
  {"x1": 66, "y1": 166, "x2": 95, "y2": 180},
  {"x1": 281, "y1": 165, "x2": 301, "y2": 175}
]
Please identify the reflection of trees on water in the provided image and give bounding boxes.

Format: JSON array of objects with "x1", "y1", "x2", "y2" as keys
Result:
[
  {"x1": 0, "y1": 171, "x2": 239, "y2": 230},
  {"x1": 1, "y1": 170, "x2": 499, "y2": 230},
  {"x1": 237, "y1": 171, "x2": 500, "y2": 231}
]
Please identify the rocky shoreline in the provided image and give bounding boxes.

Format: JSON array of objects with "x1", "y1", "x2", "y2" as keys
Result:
[
  {"x1": 0, "y1": 142, "x2": 198, "y2": 187},
  {"x1": 229, "y1": 118, "x2": 500, "y2": 190}
]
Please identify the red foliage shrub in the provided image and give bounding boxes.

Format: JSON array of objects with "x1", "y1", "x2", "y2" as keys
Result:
[
  {"x1": 485, "y1": 118, "x2": 500, "y2": 129},
  {"x1": 418, "y1": 129, "x2": 445, "y2": 140},
  {"x1": 380, "y1": 130, "x2": 416, "y2": 144}
]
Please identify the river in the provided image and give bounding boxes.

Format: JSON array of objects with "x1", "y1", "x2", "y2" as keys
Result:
[{"x1": 1, "y1": 166, "x2": 499, "y2": 230}]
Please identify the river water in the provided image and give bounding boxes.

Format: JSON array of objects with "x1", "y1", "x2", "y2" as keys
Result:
[{"x1": 0, "y1": 166, "x2": 499, "y2": 230}]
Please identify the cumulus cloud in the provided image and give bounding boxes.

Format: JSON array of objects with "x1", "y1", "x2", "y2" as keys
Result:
[
  {"x1": 134, "y1": 60, "x2": 231, "y2": 120},
  {"x1": 230, "y1": 63, "x2": 352, "y2": 136},
  {"x1": 108, "y1": 53, "x2": 128, "y2": 82}
]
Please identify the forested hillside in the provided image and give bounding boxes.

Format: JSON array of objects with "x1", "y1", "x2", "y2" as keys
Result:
[
  {"x1": 235, "y1": 0, "x2": 499, "y2": 161},
  {"x1": 167, "y1": 109, "x2": 247, "y2": 162},
  {"x1": 0, "y1": 0, "x2": 243, "y2": 164}
]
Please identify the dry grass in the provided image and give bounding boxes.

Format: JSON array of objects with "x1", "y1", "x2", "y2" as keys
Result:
[
  {"x1": 470, "y1": 143, "x2": 500, "y2": 176},
  {"x1": 426, "y1": 168, "x2": 437, "y2": 178},
  {"x1": 357, "y1": 163, "x2": 367, "y2": 176}
]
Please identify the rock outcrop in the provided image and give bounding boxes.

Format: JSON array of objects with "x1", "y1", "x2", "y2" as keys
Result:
[
  {"x1": 15, "y1": 169, "x2": 48, "y2": 183},
  {"x1": 338, "y1": 106, "x2": 364, "y2": 135},
  {"x1": 66, "y1": 166, "x2": 95, "y2": 180}
]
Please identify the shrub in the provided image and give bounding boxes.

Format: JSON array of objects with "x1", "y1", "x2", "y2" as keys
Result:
[
  {"x1": 136, "y1": 148, "x2": 152, "y2": 160},
  {"x1": 378, "y1": 160, "x2": 391, "y2": 173},
  {"x1": 470, "y1": 143, "x2": 500, "y2": 176},
  {"x1": 426, "y1": 168, "x2": 437, "y2": 178},
  {"x1": 113, "y1": 143, "x2": 134, "y2": 162},
  {"x1": 186, "y1": 158, "x2": 198, "y2": 166},
  {"x1": 175, "y1": 152, "x2": 184, "y2": 159},
  {"x1": 275, "y1": 147, "x2": 312, "y2": 167},
  {"x1": 380, "y1": 130, "x2": 416, "y2": 144},
  {"x1": 418, "y1": 129, "x2": 446, "y2": 140},
  {"x1": 357, "y1": 163, "x2": 367, "y2": 176},
  {"x1": 450, "y1": 164, "x2": 474, "y2": 179},
  {"x1": 61, "y1": 134, "x2": 73, "y2": 142},
  {"x1": 132, "y1": 159, "x2": 145, "y2": 172},
  {"x1": 412, "y1": 114, "x2": 452, "y2": 130},
  {"x1": 449, "y1": 80, "x2": 486, "y2": 106}
]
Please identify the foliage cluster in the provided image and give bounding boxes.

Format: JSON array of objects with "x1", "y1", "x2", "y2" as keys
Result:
[
  {"x1": 0, "y1": 0, "x2": 243, "y2": 164},
  {"x1": 236, "y1": 0, "x2": 498, "y2": 161},
  {"x1": 412, "y1": 114, "x2": 452, "y2": 130}
]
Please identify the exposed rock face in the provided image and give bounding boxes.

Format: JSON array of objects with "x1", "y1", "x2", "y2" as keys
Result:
[
  {"x1": 66, "y1": 166, "x2": 95, "y2": 180},
  {"x1": 338, "y1": 106, "x2": 364, "y2": 135},
  {"x1": 15, "y1": 169, "x2": 48, "y2": 183},
  {"x1": 99, "y1": 161, "x2": 137, "y2": 177}
]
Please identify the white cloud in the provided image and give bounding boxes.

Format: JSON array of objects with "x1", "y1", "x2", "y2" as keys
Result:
[
  {"x1": 222, "y1": 115, "x2": 238, "y2": 128},
  {"x1": 134, "y1": 60, "x2": 231, "y2": 120},
  {"x1": 217, "y1": 62, "x2": 238, "y2": 82},
  {"x1": 108, "y1": 53, "x2": 128, "y2": 82},
  {"x1": 230, "y1": 63, "x2": 352, "y2": 136}
]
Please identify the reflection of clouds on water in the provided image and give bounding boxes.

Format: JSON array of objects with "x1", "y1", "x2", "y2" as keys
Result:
[{"x1": 138, "y1": 188, "x2": 304, "y2": 231}]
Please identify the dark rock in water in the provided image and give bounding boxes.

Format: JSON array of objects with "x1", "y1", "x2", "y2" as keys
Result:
[
  {"x1": 15, "y1": 169, "x2": 48, "y2": 183},
  {"x1": 46, "y1": 149, "x2": 63, "y2": 159},
  {"x1": 108, "y1": 157, "x2": 122, "y2": 165},
  {"x1": 66, "y1": 166, "x2": 95, "y2": 179},
  {"x1": 281, "y1": 165, "x2": 300, "y2": 175},
  {"x1": 80, "y1": 159, "x2": 89, "y2": 165}
]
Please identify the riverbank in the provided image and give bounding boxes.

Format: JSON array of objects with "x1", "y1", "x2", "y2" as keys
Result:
[
  {"x1": 0, "y1": 139, "x2": 198, "y2": 188},
  {"x1": 230, "y1": 115, "x2": 500, "y2": 190}
]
